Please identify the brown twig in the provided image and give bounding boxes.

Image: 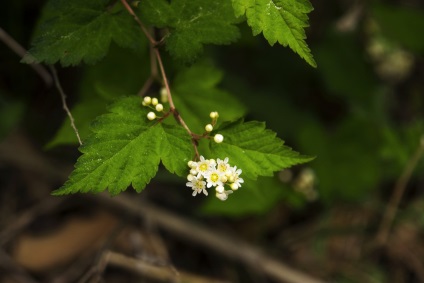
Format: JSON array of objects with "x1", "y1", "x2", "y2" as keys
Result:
[
  {"x1": 119, "y1": 0, "x2": 156, "y2": 45},
  {"x1": 0, "y1": 27, "x2": 53, "y2": 87},
  {"x1": 375, "y1": 135, "x2": 424, "y2": 246},
  {"x1": 120, "y1": 0, "x2": 199, "y2": 157},
  {"x1": 49, "y1": 65, "x2": 83, "y2": 146},
  {"x1": 77, "y1": 221, "x2": 126, "y2": 283},
  {"x1": 137, "y1": 75, "x2": 154, "y2": 97},
  {"x1": 106, "y1": 250, "x2": 230, "y2": 283},
  {"x1": 137, "y1": 43, "x2": 160, "y2": 97},
  {"x1": 97, "y1": 194, "x2": 326, "y2": 283}
]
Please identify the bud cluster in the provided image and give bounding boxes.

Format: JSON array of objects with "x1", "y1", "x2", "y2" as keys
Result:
[
  {"x1": 186, "y1": 156, "x2": 244, "y2": 201},
  {"x1": 142, "y1": 95, "x2": 165, "y2": 121},
  {"x1": 204, "y1": 111, "x2": 224, "y2": 144}
]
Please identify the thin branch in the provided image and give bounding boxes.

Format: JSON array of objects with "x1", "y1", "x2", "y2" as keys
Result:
[
  {"x1": 77, "y1": 222, "x2": 126, "y2": 283},
  {"x1": 137, "y1": 39, "x2": 160, "y2": 97},
  {"x1": 49, "y1": 65, "x2": 83, "y2": 146},
  {"x1": 0, "y1": 27, "x2": 52, "y2": 87},
  {"x1": 137, "y1": 75, "x2": 154, "y2": 97},
  {"x1": 97, "y1": 194, "x2": 326, "y2": 283},
  {"x1": 120, "y1": 0, "x2": 198, "y2": 158},
  {"x1": 106, "y1": 250, "x2": 230, "y2": 283},
  {"x1": 375, "y1": 135, "x2": 424, "y2": 246},
  {"x1": 119, "y1": 0, "x2": 156, "y2": 45}
]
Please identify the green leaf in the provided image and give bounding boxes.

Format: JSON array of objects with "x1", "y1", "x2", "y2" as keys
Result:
[
  {"x1": 140, "y1": 0, "x2": 241, "y2": 61},
  {"x1": 23, "y1": 0, "x2": 146, "y2": 66},
  {"x1": 172, "y1": 63, "x2": 246, "y2": 133},
  {"x1": 53, "y1": 96, "x2": 193, "y2": 196},
  {"x1": 210, "y1": 119, "x2": 313, "y2": 180},
  {"x1": 232, "y1": 0, "x2": 316, "y2": 67}
]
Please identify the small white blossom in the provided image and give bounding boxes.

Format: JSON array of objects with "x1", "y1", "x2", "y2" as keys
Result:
[
  {"x1": 216, "y1": 157, "x2": 230, "y2": 175},
  {"x1": 205, "y1": 169, "x2": 223, "y2": 188},
  {"x1": 186, "y1": 177, "x2": 207, "y2": 196},
  {"x1": 229, "y1": 166, "x2": 244, "y2": 189},
  {"x1": 195, "y1": 156, "x2": 213, "y2": 178}
]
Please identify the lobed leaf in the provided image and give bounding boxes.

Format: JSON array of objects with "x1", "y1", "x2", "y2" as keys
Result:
[
  {"x1": 232, "y1": 0, "x2": 316, "y2": 67},
  {"x1": 53, "y1": 96, "x2": 193, "y2": 196},
  {"x1": 140, "y1": 0, "x2": 241, "y2": 61},
  {"x1": 210, "y1": 119, "x2": 314, "y2": 180},
  {"x1": 23, "y1": 0, "x2": 146, "y2": 66}
]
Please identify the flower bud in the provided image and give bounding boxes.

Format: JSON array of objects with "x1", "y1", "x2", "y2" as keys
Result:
[
  {"x1": 205, "y1": 124, "x2": 213, "y2": 132},
  {"x1": 187, "y1": 174, "x2": 194, "y2": 181},
  {"x1": 210, "y1": 111, "x2": 219, "y2": 119},
  {"x1": 216, "y1": 185, "x2": 225, "y2": 193},
  {"x1": 155, "y1": 103, "x2": 164, "y2": 112},
  {"x1": 152, "y1": 97, "x2": 159, "y2": 106},
  {"x1": 214, "y1": 134, "x2": 224, "y2": 143},
  {"x1": 147, "y1": 112, "x2": 156, "y2": 120},
  {"x1": 143, "y1": 96, "x2": 152, "y2": 105}
]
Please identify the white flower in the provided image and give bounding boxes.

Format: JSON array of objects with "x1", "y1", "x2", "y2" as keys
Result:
[
  {"x1": 216, "y1": 190, "x2": 233, "y2": 201},
  {"x1": 186, "y1": 155, "x2": 244, "y2": 199},
  {"x1": 216, "y1": 157, "x2": 230, "y2": 175},
  {"x1": 205, "y1": 169, "x2": 223, "y2": 188},
  {"x1": 186, "y1": 177, "x2": 207, "y2": 196},
  {"x1": 195, "y1": 156, "x2": 214, "y2": 178},
  {"x1": 228, "y1": 166, "x2": 244, "y2": 190}
]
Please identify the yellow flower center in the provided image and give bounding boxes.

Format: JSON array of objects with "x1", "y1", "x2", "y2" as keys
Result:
[
  {"x1": 199, "y1": 163, "x2": 208, "y2": 172},
  {"x1": 211, "y1": 173, "x2": 219, "y2": 182},
  {"x1": 218, "y1": 164, "x2": 227, "y2": 172}
]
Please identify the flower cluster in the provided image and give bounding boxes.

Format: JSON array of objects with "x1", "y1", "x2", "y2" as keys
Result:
[{"x1": 186, "y1": 156, "x2": 244, "y2": 201}]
